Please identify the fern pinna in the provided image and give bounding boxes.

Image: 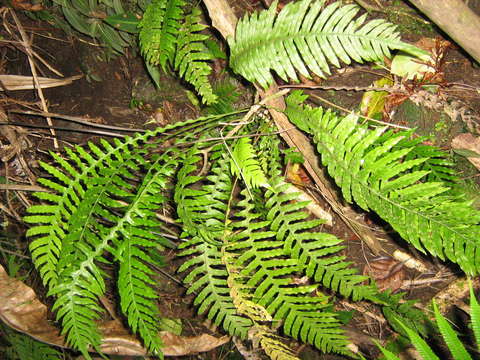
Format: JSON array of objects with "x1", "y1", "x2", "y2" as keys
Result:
[
  {"x1": 285, "y1": 90, "x2": 480, "y2": 275},
  {"x1": 139, "y1": 0, "x2": 217, "y2": 104}
]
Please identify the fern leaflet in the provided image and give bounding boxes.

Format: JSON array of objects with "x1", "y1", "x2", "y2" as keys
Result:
[{"x1": 174, "y1": 7, "x2": 217, "y2": 105}]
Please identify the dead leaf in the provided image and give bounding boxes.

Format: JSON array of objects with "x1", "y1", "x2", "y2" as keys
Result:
[
  {"x1": 11, "y1": 0, "x2": 44, "y2": 11},
  {"x1": 0, "y1": 265, "x2": 229, "y2": 356},
  {"x1": 0, "y1": 74, "x2": 82, "y2": 91},
  {"x1": 363, "y1": 257, "x2": 405, "y2": 292},
  {"x1": 452, "y1": 133, "x2": 480, "y2": 171}
]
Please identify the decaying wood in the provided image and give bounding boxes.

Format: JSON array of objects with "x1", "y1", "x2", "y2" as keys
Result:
[
  {"x1": 408, "y1": 0, "x2": 480, "y2": 63},
  {"x1": 202, "y1": 0, "x2": 384, "y2": 255}
]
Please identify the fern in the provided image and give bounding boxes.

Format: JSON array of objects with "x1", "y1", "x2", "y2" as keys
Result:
[
  {"x1": 285, "y1": 91, "x2": 480, "y2": 275},
  {"x1": 231, "y1": 137, "x2": 270, "y2": 189},
  {"x1": 265, "y1": 162, "x2": 377, "y2": 302},
  {"x1": 116, "y1": 152, "x2": 179, "y2": 354},
  {"x1": 174, "y1": 7, "x2": 217, "y2": 105},
  {"x1": 229, "y1": 0, "x2": 425, "y2": 88},
  {"x1": 139, "y1": 1, "x2": 217, "y2": 104},
  {"x1": 24, "y1": 115, "x2": 232, "y2": 358},
  {"x1": 176, "y1": 149, "x2": 254, "y2": 337},
  {"x1": 139, "y1": 0, "x2": 186, "y2": 70},
  {"x1": 2, "y1": 326, "x2": 62, "y2": 360},
  {"x1": 230, "y1": 187, "x2": 349, "y2": 354},
  {"x1": 378, "y1": 283, "x2": 480, "y2": 360}
]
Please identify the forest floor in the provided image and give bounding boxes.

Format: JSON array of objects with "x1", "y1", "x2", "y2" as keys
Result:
[{"x1": 2, "y1": 0, "x2": 480, "y2": 359}]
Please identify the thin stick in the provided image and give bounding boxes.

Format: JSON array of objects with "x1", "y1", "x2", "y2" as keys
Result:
[
  {"x1": 0, "y1": 247, "x2": 30, "y2": 259},
  {"x1": 0, "y1": 184, "x2": 47, "y2": 192},
  {"x1": 9, "y1": 110, "x2": 146, "y2": 132},
  {"x1": 8, "y1": 10, "x2": 58, "y2": 148},
  {"x1": 0, "y1": 122, "x2": 125, "y2": 138},
  {"x1": 308, "y1": 93, "x2": 412, "y2": 129}
]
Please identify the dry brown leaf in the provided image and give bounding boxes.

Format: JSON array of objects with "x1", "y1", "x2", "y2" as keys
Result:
[
  {"x1": 0, "y1": 74, "x2": 82, "y2": 91},
  {"x1": 11, "y1": 0, "x2": 44, "y2": 11},
  {"x1": 363, "y1": 257, "x2": 405, "y2": 292},
  {"x1": 451, "y1": 133, "x2": 480, "y2": 171},
  {"x1": 0, "y1": 265, "x2": 229, "y2": 356}
]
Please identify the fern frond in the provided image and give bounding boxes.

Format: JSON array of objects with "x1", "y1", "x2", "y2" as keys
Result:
[
  {"x1": 254, "y1": 130, "x2": 376, "y2": 301},
  {"x1": 433, "y1": 300, "x2": 472, "y2": 360},
  {"x1": 231, "y1": 137, "x2": 270, "y2": 190},
  {"x1": 139, "y1": 0, "x2": 185, "y2": 70},
  {"x1": 24, "y1": 116, "x2": 228, "y2": 356},
  {"x1": 25, "y1": 135, "x2": 149, "y2": 289},
  {"x1": 265, "y1": 175, "x2": 376, "y2": 301},
  {"x1": 252, "y1": 326, "x2": 301, "y2": 360},
  {"x1": 230, "y1": 189, "x2": 349, "y2": 354},
  {"x1": 178, "y1": 239, "x2": 253, "y2": 337},
  {"x1": 176, "y1": 155, "x2": 253, "y2": 337},
  {"x1": 116, "y1": 152, "x2": 179, "y2": 355},
  {"x1": 229, "y1": 0, "x2": 425, "y2": 88},
  {"x1": 285, "y1": 91, "x2": 480, "y2": 275},
  {"x1": 378, "y1": 291, "x2": 430, "y2": 338},
  {"x1": 25, "y1": 115, "x2": 226, "y2": 290},
  {"x1": 174, "y1": 7, "x2": 217, "y2": 105},
  {"x1": 2, "y1": 325, "x2": 62, "y2": 360}
]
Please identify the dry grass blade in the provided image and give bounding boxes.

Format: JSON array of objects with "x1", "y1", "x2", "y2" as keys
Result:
[{"x1": 0, "y1": 74, "x2": 82, "y2": 91}]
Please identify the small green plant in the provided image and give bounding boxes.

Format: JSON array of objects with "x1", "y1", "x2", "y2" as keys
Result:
[
  {"x1": 138, "y1": 0, "x2": 217, "y2": 104},
  {"x1": 377, "y1": 283, "x2": 480, "y2": 360},
  {"x1": 21, "y1": 1, "x2": 480, "y2": 360},
  {"x1": 1, "y1": 325, "x2": 62, "y2": 360}
]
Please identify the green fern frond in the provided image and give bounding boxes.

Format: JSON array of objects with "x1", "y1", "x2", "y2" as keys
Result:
[
  {"x1": 139, "y1": 0, "x2": 186, "y2": 70},
  {"x1": 255, "y1": 131, "x2": 376, "y2": 301},
  {"x1": 174, "y1": 7, "x2": 217, "y2": 105},
  {"x1": 378, "y1": 291, "x2": 430, "y2": 338},
  {"x1": 265, "y1": 174, "x2": 376, "y2": 301},
  {"x1": 229, "y1": 0, "x2": 426, "y2": 88},
  {"x1": 176, "y1": 155, "x2": 253, "y2": 337},
  {"x1": 470, "y1": 282, "x2": 480, "y2": 348},
  {"x1": 285, "y1": 91, "x2": 480, "y2": 275},
  {"x1": 24, "y1": 116, "x2": 230, "y2": 357},
  {"x1": 231, "y1": 137, "x2": 270, "y2": 190},
  {"x1": 25, "y1": 135, "x2": 150, "y2": 289},
  {"x1": 116, "y1": 152, "x2": 179, "y2": 355},
  {"x1": 377, "y1": 283, "x2": 480, "y2": 360},
  {"x1": 25, "y1": 115, "x2": 225, "y2": 290},
  {"x1": 2, "y1": 325, "x2": 62, "y2": 360},
  {"x1": 230, "y1": 188, "x2": 349, "y2": 354},
  {"x1": 433, "y1": 300, "x2": 472, "y2": 360},
  {"x1": 178, "y1": 239, "x2": 253, "y2": 337}
]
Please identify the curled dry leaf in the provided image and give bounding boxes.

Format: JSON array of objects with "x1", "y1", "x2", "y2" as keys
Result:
[
  {"x1": 363, "y1": 257, "x2": 405, "y2": 292},
  {"x1": 0, "y1": 265, "x2": 229, "y2": 356}
]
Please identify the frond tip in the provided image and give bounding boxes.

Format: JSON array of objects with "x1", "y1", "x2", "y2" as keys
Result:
[{"x1": 229, "y1": 0, "x2": 427, "y2": 88}]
